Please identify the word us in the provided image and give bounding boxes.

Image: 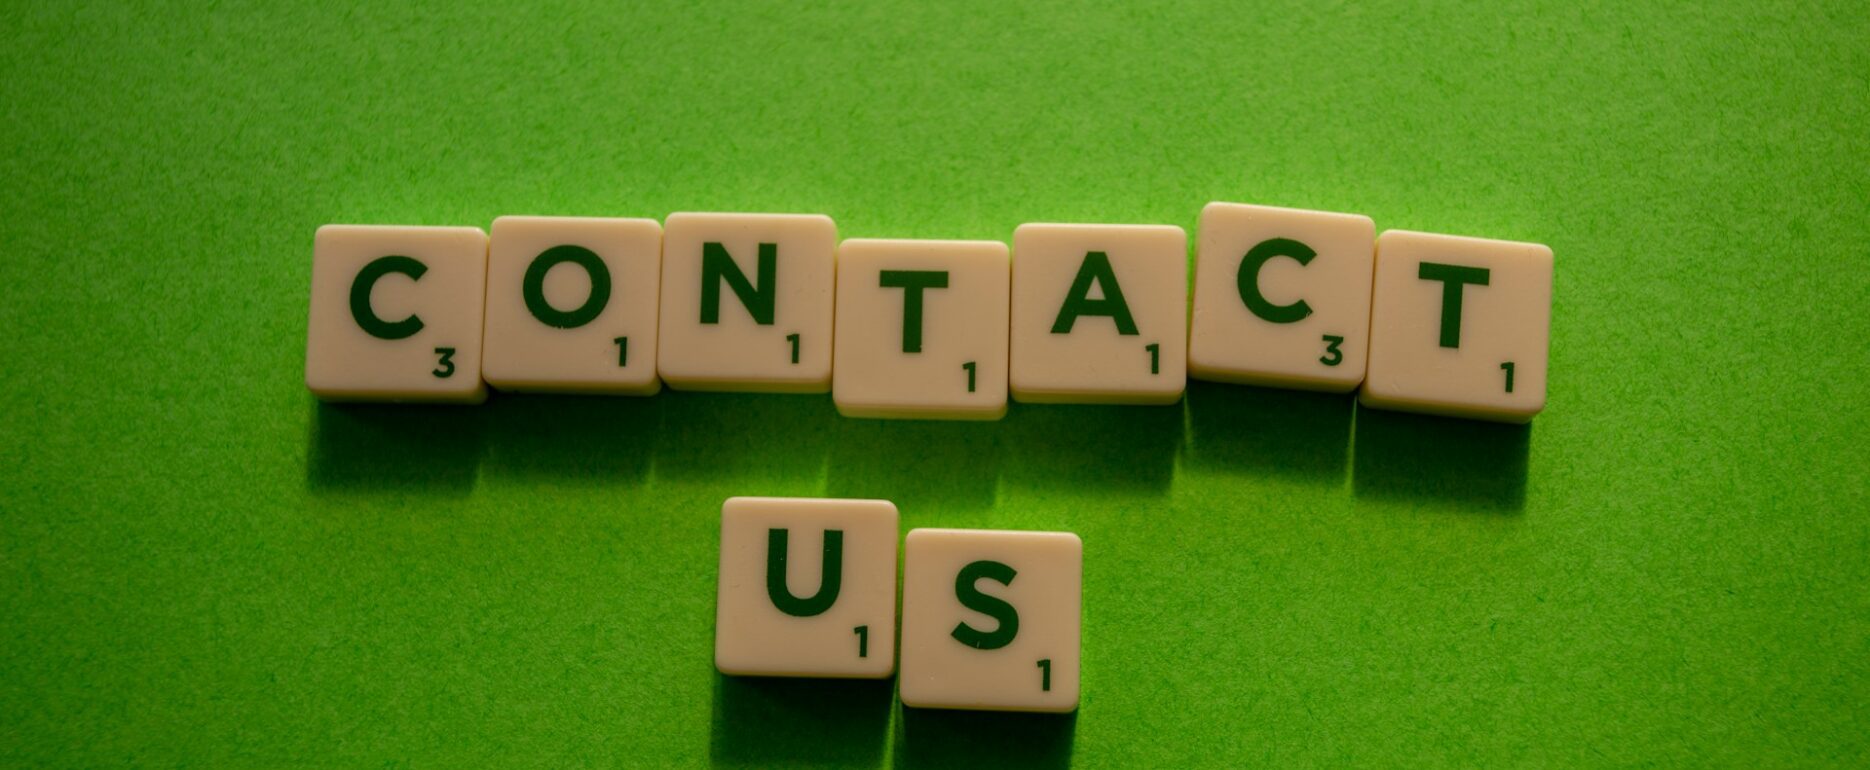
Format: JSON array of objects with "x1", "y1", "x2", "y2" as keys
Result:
[
  {"x1": 306, "y1": 203, "x2": 1554, "y2": 423},
  {"x1": 716, "y1": 497, "x2": 1081, "y2": 713}
]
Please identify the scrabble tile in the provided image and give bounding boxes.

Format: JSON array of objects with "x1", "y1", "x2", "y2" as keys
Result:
[
  {"x1": 832, "y1": 239, "x2": 1010, "y2": 420},
  {"x1": 1188, "y1": 202, "x2": 1375, "y2": 392},
  {"x1": 715, "y1": 496, "x2": 899, "y2": 678},
  {"x1": 481, "y1": 216, "x2": 663, "y2": 395},
  {"x1": 898, "y1": 528, "x2": 1081, "y2": 713},
  {"x1": 658, "y1": 213, "x2": 836, "y2": 393},
  {"x1": 1009, "y1": 224, "x2": 1187, "y2": 404},
  {"x1": 1361, "y1": 230, "x2": 1553, "y2": 423},
  {"x1": 305, "y1": 225, "x2": 488, "y2": 403}
]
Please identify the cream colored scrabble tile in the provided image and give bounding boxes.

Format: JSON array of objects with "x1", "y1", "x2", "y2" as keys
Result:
[
  {"x1": 481, "y1": 216, "x2": 663, "y2": 395},
  {"x1": 1009, "y1": 224, "x2": 1187, "y2": 404},
  {"x1": 832, "y1": 239, "x2": 1010, "y2": 420},
  {"x1": 1361, "y1": 230, "x2": 1553, "y2": 423},
  {"x1": 1189, "y1": 202, "x2": 1375, "y2": 392},
  {"x1": 657, "y1": 213, "x2": 836, "y2": 392},
  {"x1": 305, "y1": 225, "x2": 488, "y2": 403},
  {"x1": 715, "y1": 497, "x2": 899, "y2": 678},
  {"x1": 898, "y1": 528, "x2": 1081, "y2": 713}
]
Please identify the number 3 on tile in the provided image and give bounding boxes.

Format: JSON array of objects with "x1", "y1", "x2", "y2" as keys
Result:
[
  {"x1": 1320, "y1": 335, "x2": 1344, "y2": 367},
  {"x1": 1037, "y1": 658, "x2": 1051, "y2": 691},
  {"x1": 432, "y1": 347, "x2": 455, "y2": 378},
  {"x1": 854, "y1": 625, "x2": 868, "y2": 658}
]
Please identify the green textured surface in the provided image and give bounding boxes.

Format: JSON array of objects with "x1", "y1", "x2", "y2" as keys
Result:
[{"x1": 2, "y1": 0, "x2": 1867, "y2": 766}]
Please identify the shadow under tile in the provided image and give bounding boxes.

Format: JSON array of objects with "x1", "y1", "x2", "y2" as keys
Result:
[
  {"x1": 305, "y1": 401, "x2": 484, "y2": 495},
  {"x1": 998, "y1": 402, "x2": 1182, "y2": 497},
  {"x1": 651, "y1": 390, "x2": 838, "y2": 488},
  {"x1": 893, "y1": 704, "x2": 1075, "y2": 770},
  {"x1": 708, "y1": 674, "x2": 892, "y2": 769},
  {"x1": 1181, "y1": 380, "x2": 1353, "y2": 485},
  {"x1": 478, "y1": 392, "x2": 657, "y2": 484},
  {"x1": 826, "y1": 418, "x2": 1003, "y2": 516},
  {"x1": 1350, "y1": 404, "x2": 1531, "y2": 513}
]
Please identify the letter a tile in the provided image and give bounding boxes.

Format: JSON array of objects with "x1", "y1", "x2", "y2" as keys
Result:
[{"x1": 1010, "y1": 224, "x2": 1186, "y2": 404}]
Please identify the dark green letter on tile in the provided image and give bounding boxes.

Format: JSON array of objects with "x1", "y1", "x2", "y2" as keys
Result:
[
  {"x1": 1418, "y1": 262, "x2": 1491, "y2": 348},
  {"x1": 879, "y1": 269, "x2": 949, "y2": 353},
  {"x1": 701, "y1": 242, "x2": 776, "y2": 325},
  {"x1": 951, "y1": 559, "x2": 1019, "y2": 650},
  {"x1": 766, "y1": 528, "x2": 842, "y2": 617},
  {"x1": 1052, "y1": 252, "x2": 1139, "y2": 335},
  {"x1": 523, "y1": 245, "x2": 611, "y2": 329},
  {"x1": 349, "y1": 255, "x2": 426, "y2": 340},
  {"x1": 1237, "y1": 237, "x2": 1315, "y2": 323}
]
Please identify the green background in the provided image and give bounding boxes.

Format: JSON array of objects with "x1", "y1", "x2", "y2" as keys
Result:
[{"x1": 3, "y1": 0, "x2": 1865, "y2": 766}]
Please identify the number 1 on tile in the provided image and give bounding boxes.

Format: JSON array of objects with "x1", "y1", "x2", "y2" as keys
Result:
[
  {"x1": 1037, "y1": 658, "x2": 1051, "y2": 691},
  {"x1": 855, "y1": 625, "x2": 869, "y2": 658}
]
